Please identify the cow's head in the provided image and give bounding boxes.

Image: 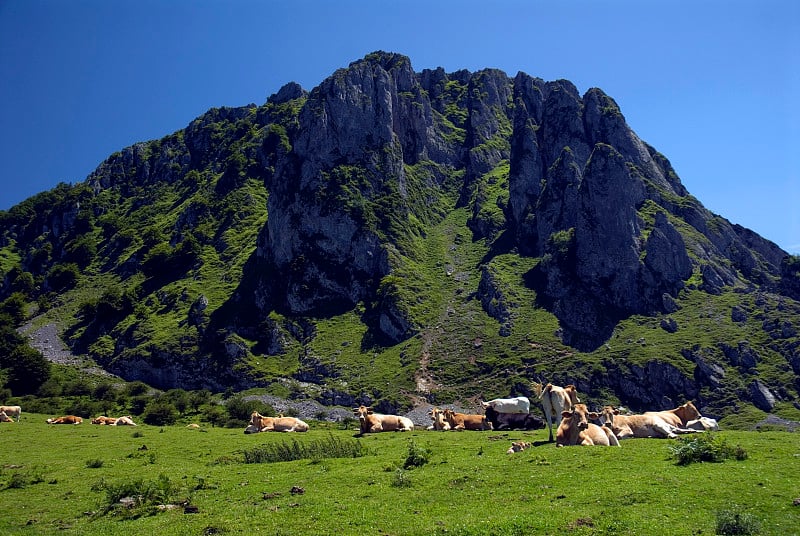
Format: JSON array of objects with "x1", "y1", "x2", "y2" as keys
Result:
[
  {"x1": 353, "y1": 406, "x2": 372, "y2": 422},
  {"x1": 562, "y1": 404, "x2": 593, "y2": 430},
  {"x1": 677, "y1": 401, "x2": 700, "y2": 422},
  {"x1": 249, "y1": 411, "x2": 264, "y2": 427},
  {"x1": 598, "y1": 406, "x2": 619, "y2": 427},
  {"x1": 0, "y1": 411, "x2": 12, "y2": 423},
  {"x1": 564, "y1": 385, "x2": 581, "y2": 405}
]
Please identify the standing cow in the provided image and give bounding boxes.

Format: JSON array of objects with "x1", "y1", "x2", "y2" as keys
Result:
[
  {"x1": 0, "y1": 405, "x2": 21, "y2": 422},
  {"x1": 534, "y1": 383, "x2": 580, "y2": 442}
]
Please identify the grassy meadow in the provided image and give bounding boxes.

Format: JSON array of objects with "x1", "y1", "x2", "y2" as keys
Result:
[{"x1": 1, "y1": 415, "x2": 798, "y2": 535}]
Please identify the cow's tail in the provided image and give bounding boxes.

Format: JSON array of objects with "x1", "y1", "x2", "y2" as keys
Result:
[{"x1": 538, "y1": 383, "x2": 553, "y2": 401}]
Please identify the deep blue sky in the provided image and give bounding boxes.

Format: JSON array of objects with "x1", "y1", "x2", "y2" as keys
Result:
[{"x1": 1, "y1": 0, "x2": 798, "y2": 253}]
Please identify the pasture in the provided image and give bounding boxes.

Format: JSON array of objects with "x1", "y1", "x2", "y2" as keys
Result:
[{"x1": 0, "y1": 414, "x2": 798, "y2": 535}]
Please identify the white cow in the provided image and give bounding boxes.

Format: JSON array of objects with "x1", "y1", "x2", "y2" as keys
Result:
[
  {"x1": 0, "y1": 405, "x2": 21, "y2": 422},
  {"x1": 534, "y1": 383, "x2": 580, "y2": 442},
  {"x1": 480, "y1": 396, "x2": 530, "y2": 414}
]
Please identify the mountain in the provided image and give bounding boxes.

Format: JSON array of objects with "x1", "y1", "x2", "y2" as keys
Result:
[{"x1": 2, "y1": 51, "x2": 799, "y2": 419}]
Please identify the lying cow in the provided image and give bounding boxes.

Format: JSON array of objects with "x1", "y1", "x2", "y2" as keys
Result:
[
  {"x1": 0, "y1": 410, "x2": 14, "y2": 423},
  {"x1": 427, "y1": 407, "x2": 451, "y2": 431},
  {"x1": 245, "y1": 412, "x2": 309, "y2": 433},
  {"x1": 686, "y1": 416, "x2": 719, "y2": 431},
  {"x1": 645, "y1": 401, "x2": 701, "y2": 428},
  {"x1": 481, "y1": 396, "x2": 530, "y2": 414},
  {"x1": 598, "y1": 406, "x2": 695, "y2": 439},
  {"x1": 483, "y1": 406, "x2": 544, "y2": 430},
  {"x1": 556, "y1": 404, "x2": 619, "y2": 447},
  {"x1": 0, "y1": 405, "x2": 21, "y2": 422},
  {"x1": 91, "y1": 416, "x2": 118, "y2": 425},
  {"x1": 443, "y1": 409, "x2": 492, "y2": 431},
  {"x1": 534, "y1": 383, "x2": 580, "y2": 442},
  {"x1": 352, "y1": 406, "x2": 413, "y2": 434},
  {"x1": 47, "y1": 415, "x2": 83, "y2": 424},
  {"x1": 114, "y1": 415, "x2": 137, "y2": 426}
]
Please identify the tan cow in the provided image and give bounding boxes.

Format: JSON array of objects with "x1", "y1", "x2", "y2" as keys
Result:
[
  {"x1": 245, "y1": 412, "x2": 309, "y2": 433},
  {"x1": 598, "y1": 406, "x2": 684, "y2": 439},
  {"x1": 0, "y1": 405, "x2": 21, "y2": 422},
  {"x1": 645, "y1": 401, "x2": 701, "y2": 428},
  {"x1": 442, "y1": 409, "x2": 493, "y2": 431},
  {"x1": 46, "y1": 415, "x2": 83, "y2": 424},
  {"x1": 426, "y1": 407, "x2": 451, "y2": 431},
  {"x1": 0, "y1": 410, "x2": 14, "y2": 423},
  {"x1": 534, "y1": 383, "x2": 580, "y2": 442},
  {"x1": 507, "y1": 441, "x2": 532, "y2": 454},
  {"x1": 352, "y1": 406, "x2": 413, "y2": 434},
  {"x1": 114, "y1": 415, "x2": 137, "y2": 426},
  {"x1": 556, "y1": 404, "x2": 620, "y2": 447},
  {"x1": 91, "y1": 416, "x2": 118, "y2": 425}
]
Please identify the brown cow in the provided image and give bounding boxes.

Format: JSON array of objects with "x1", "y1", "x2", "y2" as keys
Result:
[
  {"x1": 534, "y1": 383, "x2": 580, "y2": 442},
  {"x1": 556, "y1": 404, "x2": 620, "y2": 447},
  {"x1": 0, "y1": 405, "x2": 21, "y2": 422},
  {"x1": 352, "y1": 406, "x2": 413, "y2": 434},
  {"x1": 598, "y1": 406, "x2": 694, "y2": 439},
  {"x1": 244, "y1": 412, "x2": 309, "y2": 433},
  {"x1": 46, "y1": 415, "x2": 83, "y2": 424},
  {"x1": 645, "y1": 401, "x2": 701, "y2": 428},
  {"x1": 426, "y1": 407, "x2": 451, "y2": 431},
  {"x1": 91, "y1": 416, "x2": 118, "y2": 425},
  {"x1": 442, "y1": 409, "x2": 493, "y2": 431}
]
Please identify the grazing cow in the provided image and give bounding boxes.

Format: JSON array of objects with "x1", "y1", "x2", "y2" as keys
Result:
[
  {"x1": 91, "y1": 416, "x2": 118, "y2": 425},
  {"x1": 686, "y1": 417, "x2": 720, "y2": 431},
  {"x1": 484, "y1": 406, "x2": 544, "y2": 431},
  {"x1": 426, "y1": 407, "x2": 451, "y2": 431},
  {"x1": 352, "y1": 406, "x2": 413, "y2": 434},
  {"x1": 556, "y1": 404, "x2": 620, "y2": 447},
  {"x1": 114, "y1": 415, "x2": 137, "y2": 426},
  {"x1": 0, "y1": 410, "x2": 14, "y2": 423},
  {"x1": 46, "y1": 415, "x2": 83, "y2": 424},
  {"x1": 442, "y1": 409, "x2": 492, "y2": 431},
  {"x1": 534, "y1": 383, "x2": 580, "y2": 442},
  {"x1": 480, "y1": 396, "x2": 530, "y2": 414},
  {"x1": 0, "y1": 405, "x2": 21, "y2": 422},
  {"x1": 645, "y1": 401, "x2": 701, "y2": 428},
  {"x1": 597, "y1": 406, "x2": 693, "y2": 439},
  {"x1": 245, "y1": 412, "x2": 309, "y2": 433},
  {"x1": 507, "y1": 441, "x2": 532, "y2": 454}
]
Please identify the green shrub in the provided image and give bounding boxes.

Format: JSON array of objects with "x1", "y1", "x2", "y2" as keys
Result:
[
  {"x1": 390, "y1": 468, "x2": 412, "y2": 488},
  {"x1": 86, "y1": 459, "x2": 105, "y2": 469},
  {"x1": 403, "y1": 439, "x2": 430, "y2": 469},
  {"x1": 716, "y1": 507, "x2": 761, "y2": 535},
  {"x1": 669, "y1": 433, "x2": 748, "y2": 465},
  {"x1": 92, "y1": 473, "x2": 181, "y2": 517},
  {"x1": 142, "y1": 400, "x2": 178, "y2": 426}
]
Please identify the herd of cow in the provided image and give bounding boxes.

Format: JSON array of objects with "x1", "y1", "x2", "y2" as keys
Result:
[
  {"x1": 3, "y1": 382, "x2": 719, "y2": 448},
  {"x1": 241, "y1": 382, "x2": 720, "y2": 448}
]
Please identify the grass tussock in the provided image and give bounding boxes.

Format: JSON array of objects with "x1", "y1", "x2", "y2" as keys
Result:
[
  {"x1": 91, "y1": 473, "x2": 184, "y2": 518},
  {"x1": 241, "y1": 433, "x2": 366, "y2": 464},
  {"x1": 715, "y1": 507, "x2": 761, "y2": 535},
  {"x1": 669, "y1": 433, "x2": 748, "y2": 465}
]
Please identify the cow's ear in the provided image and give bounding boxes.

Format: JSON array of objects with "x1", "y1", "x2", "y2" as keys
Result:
[
  {"x1": 588, "y1": 412, "x2": 599, "y2": 419},
  {"x1": 561, "y1": 410, "x2": 573, "y2": 419},
  {"x1": 613, "y1": 409, "x2": 620, "y2": 415}
]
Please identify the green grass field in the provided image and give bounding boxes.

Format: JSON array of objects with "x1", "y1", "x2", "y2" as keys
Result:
[{"x1": 1, "y1": 415, "x2": 798, "y2": 535}]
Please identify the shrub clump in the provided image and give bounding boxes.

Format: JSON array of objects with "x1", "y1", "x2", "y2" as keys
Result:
[
  {"x1": 669, "y1": 433, "x2": 748, "y2": 465},
  {"x1": 715, "y1": 507, "x2": 761, "y2": 535},
  {"x1": 403, "y1": 439, "x2": 430, "y2": 469},
  {"x1": 91, "y1": 473, "x2": 182, "y2": 518},
  {"x1": 242, "y1": 434, "x2": 366, "y2": 464}
]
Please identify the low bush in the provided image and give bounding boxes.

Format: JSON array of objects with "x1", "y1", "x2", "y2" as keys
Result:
[
  {"x1": 715, "y1": 507, "x2": 761, "y2": 535},
  {"x1": 402, "y1": 439, "x2": 430, "y2": 469},
  {"x1": 669, "y1": 433, "x2": 748, "y2": 465}
]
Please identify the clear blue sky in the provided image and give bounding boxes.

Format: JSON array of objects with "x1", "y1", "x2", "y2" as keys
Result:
[{"x1": 1, "y1": 0, "x2": 798, "y2": 254}]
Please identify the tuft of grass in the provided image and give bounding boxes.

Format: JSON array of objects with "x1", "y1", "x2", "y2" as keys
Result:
[
  {"x1": 669, "y1": 433, "x2": 748, "y2": 465},
  {"x1": 402, "y1": 439, "x2": 431, "y2": 469},
  {"x1": 85, "y1": 458, "x2": 104, "y2": 469},
  {"x1": 241, "y1": 433, "x2": 366, "y2": 464},
  {"x1": 715, "y1": 507, "x2": 761, "y2": 535},
  {"x1": 390, "y1": 468, "x2": 413, "y2": 488}
]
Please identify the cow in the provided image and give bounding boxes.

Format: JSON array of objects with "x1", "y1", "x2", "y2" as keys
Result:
[
  {"x1": 686, "y1": 416, "x2": 720, "y2": 431},
  {"x1": 186, "y1": 423, "x2": 201, "y2": 430},
  {"x1": 0, "y1": 410, "x2": 14, "y2": 423},
  {"x1": 507, "y1": 441, "x2": 532, "y2": 454},
  {"x1": 426, "y1": 407, "x2": 451, "y2": 431},
  {"x1": 114, "y1": 415, "x2": 137, "y2": 426},
  {"x1": 0, "y1": 405, "x2": 21, "y2": 422},
  {"x1": 442, "y1": 409, "x2": 492, "y2": 431},
  {"x1": 352, "y1": 406, "x2": 413, "y2": 434},
  {"x1": 483, "y1": 406, "x2": 544, "y2": 430},
  {"x1": 91, "y1": 416, "x2": 118, "y2": 425},
  {"x1": 534, "y1": 383, "x2": 580, "y2": 442},
  {"x1": 644, "y1": 401, "x2": 701, "y2": 428},
  {"x1": 245, "y1": 412, "x2": 309, "y2": 433},
  {"x1": 46, "y1": 415, "x2": 83, "y2": 424},
  {"x1": 480, "y1": 396, "x2": 530, "y2": 414},
  {"x1": 597, "y1": 406, "x2": 690, "y2": 439},
  {"x1": 556, "y1": 404, "x2": 620, "y2": 447}
]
